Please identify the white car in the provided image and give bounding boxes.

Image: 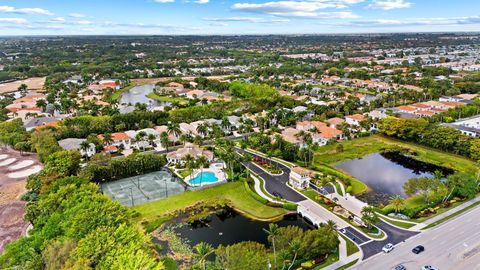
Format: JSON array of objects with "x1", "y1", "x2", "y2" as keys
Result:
[
  {"x1": 382, "y1": 243, "x2": 394, "y2": 253},
  {"x1": 421, "y1": 266, "x2": 438, "y2": 270}
]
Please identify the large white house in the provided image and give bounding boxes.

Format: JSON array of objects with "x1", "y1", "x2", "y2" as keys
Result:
[{"x1": 289, "y1": 166, "x2": 311, "y2": 190}]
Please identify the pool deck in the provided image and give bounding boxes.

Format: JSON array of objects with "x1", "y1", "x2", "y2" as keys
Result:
[{"x1": 185, "y1": 165, "x2": 227, "y2": 187}]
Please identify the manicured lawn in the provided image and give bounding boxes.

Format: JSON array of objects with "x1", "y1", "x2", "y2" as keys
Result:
[
  {"x1": 340, "y1": 234, "x2": 359, "y2": 256},
  {"x1": 147, "y1": 92, "x2": 189, "y2": 105},
  {"x1": 381, "y1": 217, "x2": 416, "y2": 229},
  {"x1": 111, "y1": 82, "x2": 136, "y2": 101},
  {"x1": 134, "y1": 182, "x2": 287, "y2": 225},
  {"x1": 335, "y1": 259, "x2": 358, "y2": 270},
  {"x1": 313, "y1": 251, "x2": 339, "y2": 270},
  {"x1": 313, "y1": 135, "x2": 477, "y2": 173},
  {"x1": 177, "y1": 169, "x2": 192, "y2": 179}
]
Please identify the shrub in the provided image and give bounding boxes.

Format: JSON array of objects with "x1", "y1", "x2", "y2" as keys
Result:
[
  {"x1": 243, "y1": 181, "x2": 268, "y2": 204},
  {"x1": 283, "y1": 202, "x2": 298, "y2": 211}
]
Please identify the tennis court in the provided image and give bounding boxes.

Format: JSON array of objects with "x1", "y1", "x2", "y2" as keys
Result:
[{"x1": 101, "y1": 169, "x2": 186, "y2": 206}]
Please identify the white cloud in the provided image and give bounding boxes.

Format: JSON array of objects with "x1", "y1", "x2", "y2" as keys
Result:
[
  {"x1": 154, "y1": 0, "x2": 175, "y2": 3},
  {"x1": 367, "y1": 0, "x2": 412, "y2": 10},
  {"x1": 0, "y1": 17, "x2": 28, "y2": 24},
  {"x1": 231, "y1": 1, "x2": 359, "y2": 18},
  {"x1": 69, "y1": 13, "x2": 86, "y2": 18},
  {"x1": 194, "y1": 0, "x2": 210, "y2": 3},
  {"x1": 0, "y1": 6, "x2": 53, "y2": 16},
  {"x1": 76, "y1": 20, "x2": 94, "y2": 25},
  {"x1": 203, "y1": 16, "x2": 290, "y2": 23}
]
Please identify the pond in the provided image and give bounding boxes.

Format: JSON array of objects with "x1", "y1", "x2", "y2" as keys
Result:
[
  {"x1": 119, "y1": 84, "x2": 170, "y2": 108},
  {"x1": 334, "y1": 151, "x2": 454, "y2": 205},
  {"x1": 170, "y1": 208, "x2": 313, "y2": 248}
]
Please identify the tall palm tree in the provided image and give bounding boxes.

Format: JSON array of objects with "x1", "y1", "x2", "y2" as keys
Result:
[
  {"x1": 160, "y1": 132, "x2": 170, "y2": 152},
  {"x1": 147, "y1": 133, "x2": 156, "y2": 148},
  {"x1": 102, "y1": 133, "x2": 113, "y2": 146},
  {"x1": 389, "y1": 195, "x2": 405, "y2": 214},
  {"x1": 264, "y1": 223, "x2": 280, "y2": 269},
  {"x1": 287, "y1": 239, "x2": 302, "y2": 270},
  {"x1": 221, "y1": 116, "x2": 231, "y2": 134},
  {"x1": 196, "y1": 156, "x2": 209, "y2": 186},
  {"x1": 325, "y1": 220, "x2": 337, "y2": 234},
  {"x1": 167, "y1": 122, "x2": 181, "y2": 144},
  {"x1": 193, "y1": 242, "x2": 214, "y2": 270},
  {"x1": 79, "y1": 141, "x2": 91, "y2": 158}
]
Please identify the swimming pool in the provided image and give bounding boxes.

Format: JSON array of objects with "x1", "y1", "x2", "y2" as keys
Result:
[{"x1": 189, "y1": 171, "x2": 219, "y2": 186}]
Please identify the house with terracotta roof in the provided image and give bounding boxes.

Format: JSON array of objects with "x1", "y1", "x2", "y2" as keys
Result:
[
  {"x1": 314, "y1": 126, "x2": 344, "y2": 146},
  {"x1": 98, "y1": 132, "x2": 131, "y2": 150},
  {"x1": 166, "y1": 143, "x2": 213, "y2": 164},
  {"x1": 345, "y1": 114, "x2": 366, "y2": 126},
  {"x1": 296, "y1": 121, "x2": 327, "y2": 132},
  {"x1": 327, "y1": 117, "x2": 345, "y2": 129}
]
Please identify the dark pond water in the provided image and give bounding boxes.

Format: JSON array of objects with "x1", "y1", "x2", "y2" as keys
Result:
[
  {"x1": 119, "y1": 84, "x2": 170, "y2": 107},
  {"x1": 172, "y1": 208, "x2": 313, "y2": 248},
  {"x1": 335, "y1": 151, "x2": 453, "y2": 205}
]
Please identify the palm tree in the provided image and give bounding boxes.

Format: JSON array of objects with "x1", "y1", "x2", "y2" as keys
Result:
[
  {"x1": 361, "y1": 206, "x2": 380, "y2": 230},
  {"x1": 167, "y1": 122, "x2": 181, "y2": 144},
  {"x1": 79, "y1": 141, "x2": 91, "y2": 158},
  {"x1": 147, "y1": 133, "x2": 156, "y2": 148},
  {"x1": 179, "y1": 134, "x2": 188, "y2": 146},
  {"x1": 325, "y1": 220, "x2": 337, "y2": 234},
  {"x1": 160, "y1": 132, "x2": 170, "y2": 152},
  {"x1": 193, "y1": 242, "x2": 214, "y2": 270},
  {"x1": 102, "y1": 133, "x2": 113, "y2": 146},
  {"x1": 389, "y1": 195, "x2": 405, "y2": 214},
  {"x1": 264, "y1": 223, "x2": 280, "y2": 269},
  {"x1": 221, "y1": 116, "x2": 231, "y2": 134},
  {"x1": 287, "y1": 239, "x2": 302, "y2": 270},
  {"x1": 196, "y1": 156, "x2": 209, "y2": 186},
  {"x1": 196, "y1": 123, "x2": 209, "y2": 138}
]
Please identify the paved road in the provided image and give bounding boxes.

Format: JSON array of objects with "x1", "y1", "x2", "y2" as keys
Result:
[
  {"x1": 360, "y1": 221, "x2": 419, "y2": 259},
  {"x1": 353, "y1": 204, "x2": 480, "y2": 270}
]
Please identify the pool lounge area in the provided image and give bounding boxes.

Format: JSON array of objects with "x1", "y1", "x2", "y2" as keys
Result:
[{"x1": 185, "y1": 163, "x2": 227, "y2": 187}]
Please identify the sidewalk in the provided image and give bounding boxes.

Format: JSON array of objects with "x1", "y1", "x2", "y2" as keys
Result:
[{"x1": 323, "y1": 236, "x2": 362, "y2": 270}]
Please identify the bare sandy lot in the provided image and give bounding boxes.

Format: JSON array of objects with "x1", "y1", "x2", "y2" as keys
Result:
[
  {"x1": 0, "y1": 77, "x2": 46, "y2": 94},
  {"x1": 0, "y1": 147, "x2": 42, "y2": 253}
]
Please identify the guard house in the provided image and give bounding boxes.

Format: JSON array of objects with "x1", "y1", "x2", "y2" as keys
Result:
[{"x1": 289, "y1": 166, "x2": 311, "y2": 190}]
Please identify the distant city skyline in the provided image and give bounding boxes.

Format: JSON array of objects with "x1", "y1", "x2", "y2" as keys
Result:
[{"x1": 0, "y1": 0, "x2": 479, "y2": 35}]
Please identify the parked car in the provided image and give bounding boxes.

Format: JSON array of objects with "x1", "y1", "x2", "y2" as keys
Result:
[
  {"x1": 412, "y1": 245, "x2": 425, "y2": 254},
  {"x1": 394, "y1": 264, "x2": 406, "y2": 270},
  {"x1": 421, "y1": 266, "x2": 438, "y2": 270},
  {"x1": 272, "y1": 192, "x2": 283, "y2": 199},
  {"x1": 382, "y1": 243, "x2": 394, "y2": 253}
]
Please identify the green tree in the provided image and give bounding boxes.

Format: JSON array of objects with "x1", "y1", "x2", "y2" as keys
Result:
[
  {"x1": 264, "y1": 223, "x2": 280, "y2": 269},
  {"x1": 193, "y1": 242, "x2": 214, "y2": 270},
  {"x1": 389, "y1": 195, "x2": 405, "y2": 214}
]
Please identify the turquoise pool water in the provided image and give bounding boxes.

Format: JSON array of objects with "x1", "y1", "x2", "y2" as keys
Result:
[{"x1": 189, "y1": 171, "x2": 218, "y2": 185}]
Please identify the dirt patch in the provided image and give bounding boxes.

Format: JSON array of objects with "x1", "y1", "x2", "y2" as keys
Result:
[
  {"x1": 0, "y1": 147, "x2": 42, "y2": 253},
  {"x1": 0, "y1": 77, "x2": 46, "y2": 94}
]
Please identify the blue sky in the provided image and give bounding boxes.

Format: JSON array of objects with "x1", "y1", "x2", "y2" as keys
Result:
[{"x1": 0, "y1": 0, "x2": 479, "y2": 35}]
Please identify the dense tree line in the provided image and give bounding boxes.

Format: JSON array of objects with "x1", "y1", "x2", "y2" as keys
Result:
[
  {"x1": 82, "y1": 153, "x2": 168, "y2": 183},
  {"x1": 378, "y1": 117, "x2": 480, "y2": 161}
]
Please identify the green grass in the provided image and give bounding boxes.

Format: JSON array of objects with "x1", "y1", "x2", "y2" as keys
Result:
[
  {"x1": 422, "y1": 200, "x2": 480, "y2": 230},
  {"x1": 161, "y1": 257, "x2": 178, "y2": 270},
  {"x1": 313, "y1": 135, "x2": 477, "y2": 173},
  {"x1": 334, "y1": 182, "x2": 344, "y2": 196},
  {"x1": 335, "y1": 259, "x2": 358, "y2": 270},
  {"x1": 147, "y1": 92, "x2": 189, "y2": 105},
  {"x1": 340, "y1": 234, "x2": 359, "y2": 256},
  {"x1": 313, "y1": 251, "x2": 339, "y2": 270},
  {"x1": 381, "y1": 217, "x2": 416, "y2": 229},
  {"x1": 134, "y1": 182, "x2": 287, "y2": 226},
  {"x1": 177, "y1": 169, "x2": 192, "y2": 179},
  {"x1": 111, "y1": 82, "x2": 137, "y2": 101}
]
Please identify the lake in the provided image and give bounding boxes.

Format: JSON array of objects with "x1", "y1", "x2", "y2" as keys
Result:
[
  {"x1": 119, "y1": 84, "x2": 170, "y2": 108},
  {"x1": 172, "y1": 208, "x2": 313, "y2": 248},
  {"x1": 335, "y1": 151, "x2": 453, "y2": 205}
]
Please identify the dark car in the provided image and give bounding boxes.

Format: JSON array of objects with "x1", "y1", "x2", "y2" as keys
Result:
[
  {"x1": 272, "y1": 192, "x2": 283, "y2": 199},
  {"x1": 412, "y1": 245, "x2": 425, "y2": 254},
  {"x1": 394, "y1": 264, "x2": 406, "y2": 270}
]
